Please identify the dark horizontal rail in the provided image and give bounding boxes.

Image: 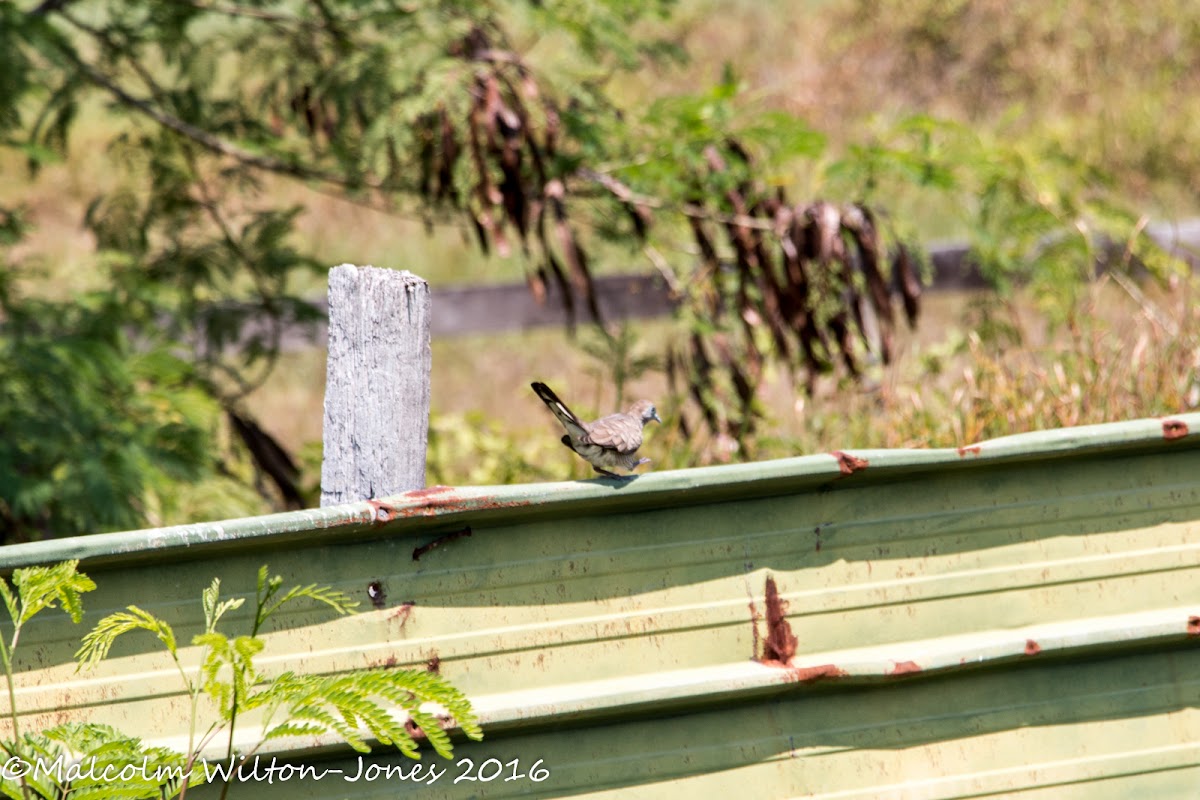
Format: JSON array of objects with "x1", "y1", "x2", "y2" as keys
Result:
[{"x1": 249, "y1": 219, "x2": 1200, "y2": 348}]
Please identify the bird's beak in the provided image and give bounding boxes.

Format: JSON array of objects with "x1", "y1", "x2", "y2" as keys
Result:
[{"x1": 653, "y1": 411, "x2": 663, "y2": 424}]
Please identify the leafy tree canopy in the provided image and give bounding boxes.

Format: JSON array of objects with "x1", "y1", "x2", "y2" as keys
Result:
[{"x1": 0, "y1": 0, "x2": 1166, "y2": 540}]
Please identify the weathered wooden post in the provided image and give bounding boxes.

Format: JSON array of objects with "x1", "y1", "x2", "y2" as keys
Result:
[{"x1": 320, "y1": 265, "x2": 431, "y2": 506}]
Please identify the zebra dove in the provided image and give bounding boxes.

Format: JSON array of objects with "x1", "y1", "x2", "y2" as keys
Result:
[{"x1": 531, "y1": 382, "x2": 661, "y2": 478}]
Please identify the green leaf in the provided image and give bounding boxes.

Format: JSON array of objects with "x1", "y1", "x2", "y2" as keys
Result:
[
  {"x1": 9, "y1": 561, "x2": 96, "y2": 627},
  {"x1": 201, "y1": 578, "x2": 244, "y2": 634},
  {"x1": 76, "y1": 606, "x2": 176, "y2": 668}
]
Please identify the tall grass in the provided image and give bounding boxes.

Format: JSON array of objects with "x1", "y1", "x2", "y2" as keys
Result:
[{"x1": 745, "y1": 278, "x2": 1199, "y2": 460}]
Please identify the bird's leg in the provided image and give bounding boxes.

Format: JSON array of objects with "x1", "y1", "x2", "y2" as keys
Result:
[
  {"x1": 635, "y1": 458, "x2": 651, "y2": 467},
  {"x1": 592, "y1": 465, "x2": 622, "y2": 478}
]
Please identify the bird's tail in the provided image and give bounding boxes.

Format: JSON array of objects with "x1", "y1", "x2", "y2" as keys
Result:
[{"x1": 531, "y1": 381, "x2": 583, "y2": 430}]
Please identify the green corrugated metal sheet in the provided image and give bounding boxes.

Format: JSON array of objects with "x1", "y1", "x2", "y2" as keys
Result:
[{"x1": 2, "y1": 414, "x2": 1199, "y2": 797}]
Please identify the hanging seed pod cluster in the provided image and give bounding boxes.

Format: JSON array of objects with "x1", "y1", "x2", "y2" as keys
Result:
[
  {"x1": 405, "y1": 26, "x2": 609, "y2": 331},
  {"x1": 280, "y1": 22, "x2": 924, "y2": 452},
  {"x1": 668, "y1": 139, "x2": 924, "y2": 447}
]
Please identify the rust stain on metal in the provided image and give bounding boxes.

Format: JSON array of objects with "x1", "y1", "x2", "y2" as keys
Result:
[
  {"x1": 394, "y1": 486, "x2": 532, "y2": 519},
  {"x1": 1024, "y1": 639, "x2": 1042, "y2": 656},
  {"x1": 1188, "y1": 616, "x2": 1200, "y2": 636},
  {"x1": 748, "y1": 598, "x2": 761, "y2": 661},
  {"x1": 957, "y1": 444, "x2": 982, "y2": 457},
  {"x1": 814, "y1": 523, "x2": 832, "y2": 552},
  {"x1": 788, "y1": 663, "x2": 848, "y2": 683},
  {"x1": 368, "y1": 655, "x2": 399, "y2": 669},
  {"x1": 403, "y1": 485, "x2": 455, "y2": 499},
  {"x1": 389, "y1": 601, "x2": 415, "y2": 628},
  {"x1": 367, "y1": 580, "x2": 387, "y2": 609},
  {"x1": 367, "y1": 499, "x2": 400, "y2": 523},
  {"x1": 889, "y1": 660, "x2": 922, "y2": 675},
  {"x1": 830, "y1": 451, "x2": 869, "y2": 475},
  {"x1": 412, "y1": 526, "x2": 473, "y2": 561},
  {"x1": 1163, "y1": 419, "x2": 1189, "y2": 440},
  {"x1": 759, "y1": 575, "x2": 799, "y2": 665}
]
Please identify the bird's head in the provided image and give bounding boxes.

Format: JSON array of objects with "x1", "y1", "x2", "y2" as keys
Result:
[{"x1": 629, "y1": 399, "x2": 662, "y2": 426}]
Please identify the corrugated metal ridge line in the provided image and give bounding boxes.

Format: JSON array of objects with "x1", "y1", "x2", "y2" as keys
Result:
[
  {"x1": 1, "y1": 413, "x2": 1195, "y2": 571},
  {"x1": 131, "y1": 603, "x2": 1200, "y2": 763}
]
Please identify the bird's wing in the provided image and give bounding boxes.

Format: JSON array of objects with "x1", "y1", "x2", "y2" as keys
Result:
[
  {"x1": 532, "y1": 382, "x2": 590, "y2": 441},
  {"x1": 582, "y1": 412, "x2": 643, "y2": 454}
]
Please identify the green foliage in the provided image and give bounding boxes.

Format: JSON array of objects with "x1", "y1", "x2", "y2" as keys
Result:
[
  {"x1": 0, "y1": 0, "x2": 699, "y2": 536},
  {"x1": 0, "y1": 560, "x2": 95, "y2": 631},
  {"x1": 0, "y1": 207, "x2": 26, "y2": 246},
  {"x1": 76, "y1": 606, "x2": 178, "y2": 671},
  {"x1": 529, "y1": 0, "x2": 681, "y2": 69},
  {"x1": 0, "y1": 562, "x2": 162, "y2": 800},
  {"x1": 1, "y1": 561, "x2": 481, "y2": 799},
  {"x1": 76, "y1": 564, "x2": 478, "y2": 792},
  {"x1": 578, "y1": 323, "x2": 661, "y2": 409},
  {"x1": 2, "y1": 724, "x2": 188, "y2": 800},
  {"x1": 826, "y1": 113, "x2": 1177, "y2": 324},
  {"x1": 428, "y1": 412, "x2": 560, "y2": 485},
  {"x1": 0, "y1": 560, "x2": 97, "y2": 757},
  {"x1": 249, "y1": 667, "x2": 481, "y2": 760},
  {"x1": 0, "y1": 277, "x2": 251, "y2": 540},
  {"x1": 250, "y1": 566, "x2": 359, "y2": 635},
  {"x1": 625, "y1": 70, "x2": 826, "y2": 197}
]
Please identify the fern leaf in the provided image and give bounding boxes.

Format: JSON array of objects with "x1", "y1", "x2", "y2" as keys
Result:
[
  {"x1": 201, "y1": 577, "x2": 220, "y2": 626},
  {"x1": 200, "y1": 579, "x2": 245, "y2": 634},
  {"x1": 260, "y1": 721, "x2": 327, "y2": 742},
  {"x1": 406, "y1": 707, "x2": 454, "y2": 760},
  {"x1": 76, "y1": 606, "x2": 176, "y2": 668},
  {"x1": 11, "y1": 561, "x2": 96, "y2": 626},
  {"x1": 263, "y1": 583, "x2": 360, "y2": 622}
]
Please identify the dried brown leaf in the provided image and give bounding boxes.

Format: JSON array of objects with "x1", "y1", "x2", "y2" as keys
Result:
[
  {"x1": 689, "y1": 333, "x2": 720, "y2": 432},
  {"x1": 546, "y1": 179, "x2": 602, "y2": 324},
  {"x1": 546, "y1": 251, "x2": 575, "y2": 334},
  {"x1": 543, "y1": 101, "x2": 560, "y2": 159},
  {"x1": 842, "y1": 204, "x2": 894, "y2": 326},
  {"x1": 415, "y1": 117, "x2": 434, "y2": 201},
  {"x1": 892, "y1": 244, "x2": 922, "y2": 327},
  {"x1": 827, "y1": 312, "x2": 860, "y2": 377},
  {"x1": 806, "y1": 202, "x2": 842, "y2": 263},
  {"x1": 527, "y1": 264, "x2": 547, "y2": 305},
  {"x1": 467, "y1": 208, "x2": 491, "y2": 256},
  {"x1": 437, "y1": 107, "x2": 460, "y2": 205}
]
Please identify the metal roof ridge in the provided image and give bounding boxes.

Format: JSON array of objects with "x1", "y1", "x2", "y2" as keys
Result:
[{"x1": 2, "y1": 413, "x2": 1196, "y2": 570}]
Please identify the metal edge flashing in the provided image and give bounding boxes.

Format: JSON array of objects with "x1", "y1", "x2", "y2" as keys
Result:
[{"x1": 2, "y1": 413, "x2": 1196, "y2": 572}]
